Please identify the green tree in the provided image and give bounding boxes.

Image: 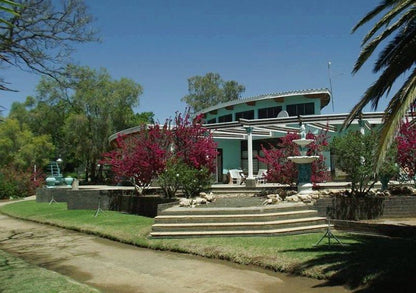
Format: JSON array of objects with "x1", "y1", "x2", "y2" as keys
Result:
[
  {"x1": 182, "y1": 72, "x2": 245, "y2": 113},
  {"x1": 344, "y1": 0, "x2": 416, "y2": 172},
  {"x1": 332, "y1": 130, "x2": 378, "y2": 197},
  {"x1": 36, "y1": 65, "x2": 145, "y2": 182},
  {"x1": 0, "y1": 118, "x2": 54, "y2": 170},
  {"x1": 0, "y1": 0, "x2": 97, "y2": 91}
]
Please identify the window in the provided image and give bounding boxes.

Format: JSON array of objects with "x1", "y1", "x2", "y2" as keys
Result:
[
  {"x1": 218, "y1": 114, "x2": 232, "y2": 123},
  {"x1": 235, "y1": 110, "x2": 254, "y2": 120},
  {"x1": 258, "y1": 106, "x2": 282, "y2": 119},
  {"x1": 207, "y1": 118, "x2": 217, "y2": 124},
  {"x1": 286, "y1": 103, "x2": 314, "y2": 116}
]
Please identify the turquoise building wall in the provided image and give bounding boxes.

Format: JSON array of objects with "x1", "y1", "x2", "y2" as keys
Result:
[
  {"x1": 216, "y1": 139, "x2": 242, "y2": 171},
  {"x1": 204, "y1": 94, "x2": 321, "y2": 122}
]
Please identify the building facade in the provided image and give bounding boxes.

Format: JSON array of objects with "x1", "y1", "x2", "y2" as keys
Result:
[{"x1": 197, "y1": 88, "x2": 386, "y2": 183}]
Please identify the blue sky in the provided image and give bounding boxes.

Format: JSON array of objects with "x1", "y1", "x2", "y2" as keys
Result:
[{"x1": 2, "y1": 0, "x2": 388, "y2": 122}]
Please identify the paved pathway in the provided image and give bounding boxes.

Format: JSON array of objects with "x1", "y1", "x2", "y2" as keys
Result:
[{"x1": 0, "y1": 199, "x2": 351, "y2": 293}]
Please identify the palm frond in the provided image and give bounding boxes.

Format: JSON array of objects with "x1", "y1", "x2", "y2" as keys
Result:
[
  {"x1": 345, "y1": 45, "x2": 414, "y2": 129},
  {"x1": 374, "y1": 20, "x2": 416, "y2": 72},
  {"x1": 361, "y1": 0, "x2": 414, "y2": 45},
  {"x1": 375, "y1": 68, "x2": 416, "y2": 171},
  {"x1": 352, "y1": 0, "x2": 398, "y2": 33},
  {"x1": 353, "y1": 8, "x2": 416, "y2": 73},
  {"x1": 341, "y1": 90, "x2": 374, "y2": 129}
]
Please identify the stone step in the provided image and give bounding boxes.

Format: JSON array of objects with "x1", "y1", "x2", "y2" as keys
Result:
[
  {"x1": 152, "y1": 217, "x2": 326, "y2": 232},
  {"x1": 150, "y1": 224, "x2": 331, "y2": 238},
  {"x1": 160, "y1": 202, "x2": 313, "y2": 216},
  {"x1": 155, "y1": 209, "x2": 319, "y2": 223}
]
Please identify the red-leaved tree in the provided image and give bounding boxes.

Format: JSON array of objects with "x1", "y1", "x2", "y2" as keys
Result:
[
  {"x1": 172, "y1": 112, "x2": 217, "y2": 172},
  {"x1": 396, "y1": 120, "x2": 416, "y2": 178},
  {"x1": 102, "y1": 110, "x2": 217, "y2": 196},
  {"x1": 103, "y1": 124, "x2": 171, "y2": 191},
  {"x1": 258, "y1": 131, "x2": 329, "y2": 185},
  {"x1": 258, "y1": 133, "x2": 299, "y2": 185}
]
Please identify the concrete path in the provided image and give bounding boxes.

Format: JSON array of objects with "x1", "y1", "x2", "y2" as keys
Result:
[{"x1": 0, "y1": 199, "x2": 350, "y2": 293}]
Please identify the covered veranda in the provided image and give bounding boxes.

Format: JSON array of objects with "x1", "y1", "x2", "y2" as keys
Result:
[{"x1": 204, "y1": 112, "x2": 386, "y2": 186}]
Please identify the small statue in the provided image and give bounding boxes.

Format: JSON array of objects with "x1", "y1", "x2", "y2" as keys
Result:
[{"x1": 300, "y1": 123, "x2": 306, "y2": 139}]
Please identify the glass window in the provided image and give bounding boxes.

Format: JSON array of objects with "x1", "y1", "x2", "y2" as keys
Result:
[
  {"x1": 305, "y1": 102, "x2": 314, "y2": 115},
  {"x1": 207, "y1": 118, "x2": 217, "y2": 124},
  {"x1": 218, "y1": 114, "x2": 232, "y2": 123},
  {"x1": 258, "y1": 106, "x2": 282, "y2": 119},
  {"x1": 235, "y1": 110, "x2": 254, "y2": 120},
  {"x1": 286, "y1": 103, "x2": 315, "y2": 116}
]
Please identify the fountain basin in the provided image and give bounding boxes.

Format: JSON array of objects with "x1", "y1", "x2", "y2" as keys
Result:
[
  {"x1": 288, "y1": 155, "x2": 319, "y2": 164},
  {"x1": 292, "y1": 138, "x2": 314, "y2": 148}
]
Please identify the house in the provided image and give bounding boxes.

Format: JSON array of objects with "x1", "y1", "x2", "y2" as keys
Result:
[
  {"x1": 196, "y1": 88, "x2": 387, "y2": 184},
  {"x1": 110, "y1": 87, "x2": 411, "y2": 185}
]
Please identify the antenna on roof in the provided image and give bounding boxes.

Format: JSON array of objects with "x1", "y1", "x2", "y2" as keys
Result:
[{"x1": 328, "y1": 61, "x2": 335, "y2": 112}]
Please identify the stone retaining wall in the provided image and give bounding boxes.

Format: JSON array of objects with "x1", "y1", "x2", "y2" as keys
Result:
[
  {"x1": 315, "y1": 196, "x2": 416, "y2": 220},
  {"x1": 36, "y1": 188, "x2": 71, "y2": 203},
  {"x1": 36, "y1": 188, "x2": 176, "y2": 217}
]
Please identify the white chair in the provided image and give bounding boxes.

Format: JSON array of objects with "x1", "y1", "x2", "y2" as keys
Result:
[
  {"x1": 229, "y1": 169, "x2": 245, "y2": 185},
  {"x1": 255, "y1": 169, "x2": 268, "y2": 184}
]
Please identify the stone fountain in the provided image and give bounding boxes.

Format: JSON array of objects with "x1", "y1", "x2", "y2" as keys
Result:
[{"x1": 288, "y1": 124, "x2": 319, "y2": 195}]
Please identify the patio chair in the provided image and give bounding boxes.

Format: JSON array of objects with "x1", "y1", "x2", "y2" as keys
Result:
[
  {"x1": 229, "y1": 169, "x2": 245, "y2": 185},
  {"x1": 255, "y1": 169, "x2": 268, "y2": 184}
]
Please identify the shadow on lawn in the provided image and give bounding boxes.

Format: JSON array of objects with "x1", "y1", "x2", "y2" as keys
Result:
[{"x1": 284, "y1": 234, "x2": 416, "y2": 293}]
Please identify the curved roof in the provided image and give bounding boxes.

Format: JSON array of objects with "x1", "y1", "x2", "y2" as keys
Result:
[{"x1": 196, "y1": 88, "x2": 331, "y2": 115}]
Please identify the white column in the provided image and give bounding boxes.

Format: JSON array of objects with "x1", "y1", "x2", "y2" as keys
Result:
[{"x1": 246, "y1": 127, "x2": 254, "y2": 179}]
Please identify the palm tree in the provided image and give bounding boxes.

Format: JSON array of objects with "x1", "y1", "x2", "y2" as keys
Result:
[{"x1": 343, "y1": 0, "x2": 416, "y2": 172}]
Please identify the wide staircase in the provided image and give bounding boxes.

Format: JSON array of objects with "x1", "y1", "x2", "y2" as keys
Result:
[{"x1": 150, "y1": 202, "x2": 329, "y2": 238}]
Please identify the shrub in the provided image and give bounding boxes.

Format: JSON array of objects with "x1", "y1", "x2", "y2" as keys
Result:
[
  {"x1": 158, "y1": 159, "x2": 213, "y2": 198},
  {"x1": 0, "y1": 165, "x2": 44, "y2": 199},
  {"x1": 332, "y1": 130, "x2": 378, "y2": 197}
]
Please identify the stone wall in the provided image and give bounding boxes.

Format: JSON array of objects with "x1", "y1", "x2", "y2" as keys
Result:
[
  {"x1": 36, "y1": 188, "x2": 176, "y2": 217},
  {"x1": 315, "y1": 196, "x2": 416, "y2": 220},
  {"x1": 110, "y1": 195, "x2": 177, "y2": 218},
  {"x1": 36, "y1": 188, "x2": 71, "y2": 203}
]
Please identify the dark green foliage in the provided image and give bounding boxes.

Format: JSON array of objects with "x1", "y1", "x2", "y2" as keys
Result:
[
  {"x1": 158, "y1": 160, "x2": 213, "y2": 198},
  {"x1": 332, "y1": 131, "x2": 378, "y2": 196},
  {"x1": 182, "y1": 72, "x2": 245, "y2": 113},
  {"x1": 332, "y1": 130, "x2": 400, "y2": 196},
  {"x1": 345, "y1": 0, "x2": 416, "y2": 171}
]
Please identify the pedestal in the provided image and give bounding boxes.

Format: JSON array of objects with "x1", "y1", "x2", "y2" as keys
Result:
[
  {"x1": 245, "y1": 178, "x2": 256, "y2": 188},
  {"x1": 297, "y1": 163, "x2": 313, "y2": 194}
]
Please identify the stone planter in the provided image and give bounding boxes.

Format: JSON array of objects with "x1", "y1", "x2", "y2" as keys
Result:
[{"x1": 64, "y1": 177, "x2": 74, "y2": 187}]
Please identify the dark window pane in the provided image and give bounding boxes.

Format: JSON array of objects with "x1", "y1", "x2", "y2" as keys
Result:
[
  {"x1": 286, "y1": 103, "x2": 315, "y2": 116},
  {"x1": 207, "y1": 118, "x2": 217, "y2": 124},
  {"x1": 236, "y1": 110, "x2": 254, "y2": 120},
  {"x1": 258, "y1": 106, "x2": 282, "y2": 119},
  {"x1": 305, "y1": 103, "x2": 314, "y2": 115},
  {"x1": 218, "y1": 114, "x2": 232, "y2": 123},
  {"x1": 286, "y1": 104, "x2": 297, "y2": 116}
]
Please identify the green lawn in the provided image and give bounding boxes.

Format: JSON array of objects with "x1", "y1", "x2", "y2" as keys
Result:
[
  {"x1": 1, "y1": 200, "x2": 416, "y2": 292},
  {"x1": 0, "y1": 249, "x2": 98, "y2": 293}
]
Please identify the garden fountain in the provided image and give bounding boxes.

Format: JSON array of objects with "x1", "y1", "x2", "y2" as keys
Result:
[{"x1": 288, "y1": 123, "x2": 319, "y2": 195}]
